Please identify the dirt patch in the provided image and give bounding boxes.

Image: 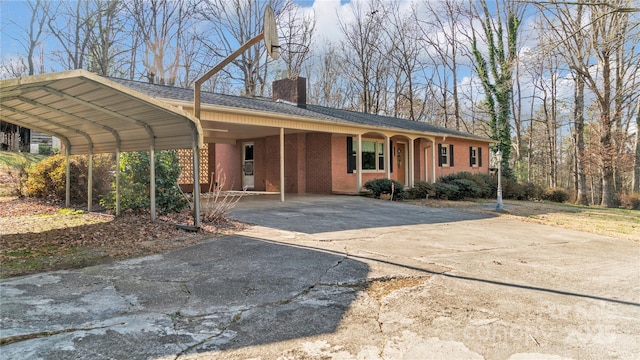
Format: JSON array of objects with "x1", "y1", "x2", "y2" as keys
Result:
[
  {"x1": 366, "y1": 276, "x2": 428, "y2": 302},
  {"x1": 0, "y1": 197, "x2": 246, "y2": 278}
]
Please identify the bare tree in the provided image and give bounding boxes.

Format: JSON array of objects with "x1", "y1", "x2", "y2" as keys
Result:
[
  {"x1": 126, "y1": 0, "x2": 192, "y2": 85},
  {"x1": 10, "y1": 0, "x2": 51, "y2": 75},
  {"x1": 416, "y1": 0, "x2": 468, "y2": 128},
  {"x1": 85, "y1": 0, "x2": 129, "y2": 77},
  {"x1": 338, "y1": 0, "x2": 392, "y2": 114},
  {"x1": 47, "y1": 1, "x2": 96, "y2": 70},
  {"x1": 538, "y1": 0, "x2": 639, "y2": 207},
  {"x1": 196, "y1": 0, "x2": 290, "y2": 96},
  {"x1": 279, "y1": 3, "x2": 315, "y2": 79},
  {"x1": 633, "y1": 98, "x2": 640, "y2": 193},
  {"x1": 305, "y1": 41, "x2": 349, "y2": 108}
]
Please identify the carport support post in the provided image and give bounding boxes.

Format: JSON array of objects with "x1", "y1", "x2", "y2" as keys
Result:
[
  {"x1": 65, "y1": 147, "x2": 70, "y2": 207},
  {"x1": 356, "y1": 134, "x2": 362, "y2": 192},
  {"x1": 150, "y1": 147, "x2": 156, "y2": 221},
  {"x1": 280, "y1": 127, "x2": 285, "y2": 202},
  {"x1": 192, "y1": 140, "x2": 201, "y2": 228},
  {"x1": 115, "y1": 150, "x2": 121, "y2": 216},
  {"x1": 87, "y1": 152, "x2": 93, "y2": 212}
]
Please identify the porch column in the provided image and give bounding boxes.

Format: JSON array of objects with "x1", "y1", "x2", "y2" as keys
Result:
[
  {"x1": 356, "y1": 134, "x2": 362, "y2": 192},
  {"x1": 409, "y1": 138, "x2": 415, "y2": 188},
  {"x1": 150, "y1": 146, "x2": 156, "y2": 221},
  {"x1": 87, "y1": 152, "x2": 93, "y2": 212},
  {"x1": 431, "y1": 139, "x2": 436, "y2": 183},
  {"x1": 280, "y1": 127, "x2": 285, "y2": 202},
  {"x1": 385, "y1": 135, "x2": 391, "y2": 179}
]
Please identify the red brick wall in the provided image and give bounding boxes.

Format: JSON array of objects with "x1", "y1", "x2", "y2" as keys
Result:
[
  {"x1": 213, "y1": 143, "x2": 241, "y2": 190},
  {"x1": 264, "y1": 135, "x2": 280, "y2": 192},
  {"x1": 331, "y1": 134, "x2": 355, "y2": 192},
  {"x1": 434, "y1": 138, "x2": 490, "y2": 179},
  {"x1": 284, "y1": 133, "x2": 303, "y2": 193},
  {"x1": 306, "y1": 133, "x2": 332, "y2": 193}
]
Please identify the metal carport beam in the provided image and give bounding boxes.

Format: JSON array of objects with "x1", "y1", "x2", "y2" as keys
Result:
[{"x1": 42, "y1": 86, "x2": 156, "y2": 140}]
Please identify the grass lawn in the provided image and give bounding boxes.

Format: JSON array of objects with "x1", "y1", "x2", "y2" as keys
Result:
[{"x1": 410, "y1": 198, "x2": 639, "y2": 242}]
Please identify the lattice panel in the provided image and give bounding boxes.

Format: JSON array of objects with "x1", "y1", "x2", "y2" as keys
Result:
[{"x1": 177, "y1": 143, "x2": 209, "y2": 185}]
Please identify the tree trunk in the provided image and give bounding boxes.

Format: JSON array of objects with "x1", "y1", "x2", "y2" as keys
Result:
[
  {"x1": 633, "y1": 99, "x2": 640, "y2": 193},
  {"x1": 574, "y1": 75, "x2": 588, "y2": 204}
]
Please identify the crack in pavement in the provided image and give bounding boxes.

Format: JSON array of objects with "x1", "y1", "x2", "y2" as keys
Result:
[
  {"x1": 173, "y1": 249, "x2": 354, "y2": 358},
  {"x1": 0, "y1": 322, "x2": 127, "y2": 346}
]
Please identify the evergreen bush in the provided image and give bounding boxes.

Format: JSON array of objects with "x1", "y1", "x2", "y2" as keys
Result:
[
  {"x1": 363, "y1": 178, "x2": 405, "y2": 200},
  {"x1": 542, "y1": 188, "x2": 570, "y2": 203},
  {"x1": 101, "y1": 150, "x2": 188, "y2": 214}
]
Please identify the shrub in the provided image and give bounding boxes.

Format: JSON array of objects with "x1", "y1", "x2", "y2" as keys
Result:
[
  {"x1": 101, "y1": 150, "x2": 188, "y2": 214},
  {"x1": 363, "y1": 178, "x2": 405, "y2": 200},
  {"x1": 542, "y1": 188, "x2": 570, "y2": 203},
  {"x1": 502, "y1": 177, "x2": 526, "y2": 200},
  {"x1": 522, "y1": 182, "x2": 544, "y2": 200},
  {"x1": 450, "y1": 179, "x2": 482, "y2": 199},
  {"x1": 438, "y1": 172, "x2": 492, "y2": 198},
  {"x1": 201, "y1": 164, "x2": 246, "y2": 222},
  {"x1": 620, "y1": 193, "x2": 640, "y2": 210},
  {"x1": 434, "y1": 182, "x2": 460, "y2": 200},
  {"x1": 408, "y1": 181, "x2": 436, "y2": 199},
  {"x1": 25, "y1": 154, "x2": 114, "y2": 203}
]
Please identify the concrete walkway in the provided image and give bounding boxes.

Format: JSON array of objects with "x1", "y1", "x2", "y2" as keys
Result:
[{"x1": 1, "y1": 195, "x2": 639, "y2": 359}]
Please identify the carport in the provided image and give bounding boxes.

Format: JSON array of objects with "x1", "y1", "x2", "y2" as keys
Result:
[{"x1": 0, "y1": 70, "x2": 205, "y2": 226}]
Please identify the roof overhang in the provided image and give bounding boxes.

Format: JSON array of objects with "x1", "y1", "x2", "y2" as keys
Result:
[{"x1": 0, "y1": 70, "x2": 203, "y2": 155}]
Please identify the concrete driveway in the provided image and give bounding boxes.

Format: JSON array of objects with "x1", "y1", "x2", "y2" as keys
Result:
[{"x1": 1, "y1": 195, "x2": 638, "y2": 359}]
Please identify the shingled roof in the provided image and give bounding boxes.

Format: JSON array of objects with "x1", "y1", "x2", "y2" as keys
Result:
[{"x1": 109, "y1": 77, "x2": 491, "y2": 141}]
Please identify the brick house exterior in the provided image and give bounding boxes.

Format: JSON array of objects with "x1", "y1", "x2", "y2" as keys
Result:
[{"x1": 110, "y1": 77, "x2": 494, "y2": 195}]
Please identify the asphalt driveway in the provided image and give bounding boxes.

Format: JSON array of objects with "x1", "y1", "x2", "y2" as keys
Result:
[{"x1": 1, "y1": 195, "x2": 638, "y2": 359}]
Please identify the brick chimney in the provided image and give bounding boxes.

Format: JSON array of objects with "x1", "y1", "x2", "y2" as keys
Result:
[{"x1": 272, "y1": 77, "x2": 306, "y2": 108}]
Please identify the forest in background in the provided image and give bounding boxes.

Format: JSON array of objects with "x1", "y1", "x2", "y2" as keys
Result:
[{"x1": 1, "y1": 0, "x2": 638, "y2": 208}]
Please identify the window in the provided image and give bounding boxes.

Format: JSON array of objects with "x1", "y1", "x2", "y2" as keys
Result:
[
  {"x1": 359, "y1": 140, "x2": 385, "y2": 170},
  {"x1": 438, "y1": 144, "x2": 454, "y2": 167},
  {"x1": 347, "y1": 137, "x2": 389, "y2": 173},
  {"x1": 469, "y1": 146, "x2": 482, "y2": 167}
]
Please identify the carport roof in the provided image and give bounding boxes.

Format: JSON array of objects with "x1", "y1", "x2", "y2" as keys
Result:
[{"x1": 0, "y1": 70, "x2": 203, "y2": 155}]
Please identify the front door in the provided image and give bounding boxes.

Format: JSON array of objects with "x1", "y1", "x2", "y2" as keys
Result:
[
  {"x1": 397, "y1": 142, "x2": 406, "y2": 185},
  {"x1": 242, "y1": 143, "x2": 254, "y2": 189}
]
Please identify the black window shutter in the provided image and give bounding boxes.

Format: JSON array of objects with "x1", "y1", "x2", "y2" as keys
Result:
[
  {"x1": 438, "y1": 144, "x2": 443, "y2": 166},
  {"x1": 347, "y1": 137, "x2": 355, "y2": 173},
  {"x1": 469, "y1": 147, "x2": 473, "y2": 167},
  {"x1": 449, "y1": 144, "x2": 454, "y2": 166},
  {"x1": 390, "y1": 140, "x2": 393, "y2": 173},
  {"x1": 478, "y1": 147, "x2": 482, "y2": 167}
]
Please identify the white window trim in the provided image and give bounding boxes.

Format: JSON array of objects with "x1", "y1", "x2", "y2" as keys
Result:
[
  {"x1": 359, "y1": 138, "x2": 386, "y2": 172},
  {"x1": 471, "y1": 147, "x2": 479, "y2": 168},
  {"x1": 440, "y1": 143, "x2": 450, "y2": 167}
]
